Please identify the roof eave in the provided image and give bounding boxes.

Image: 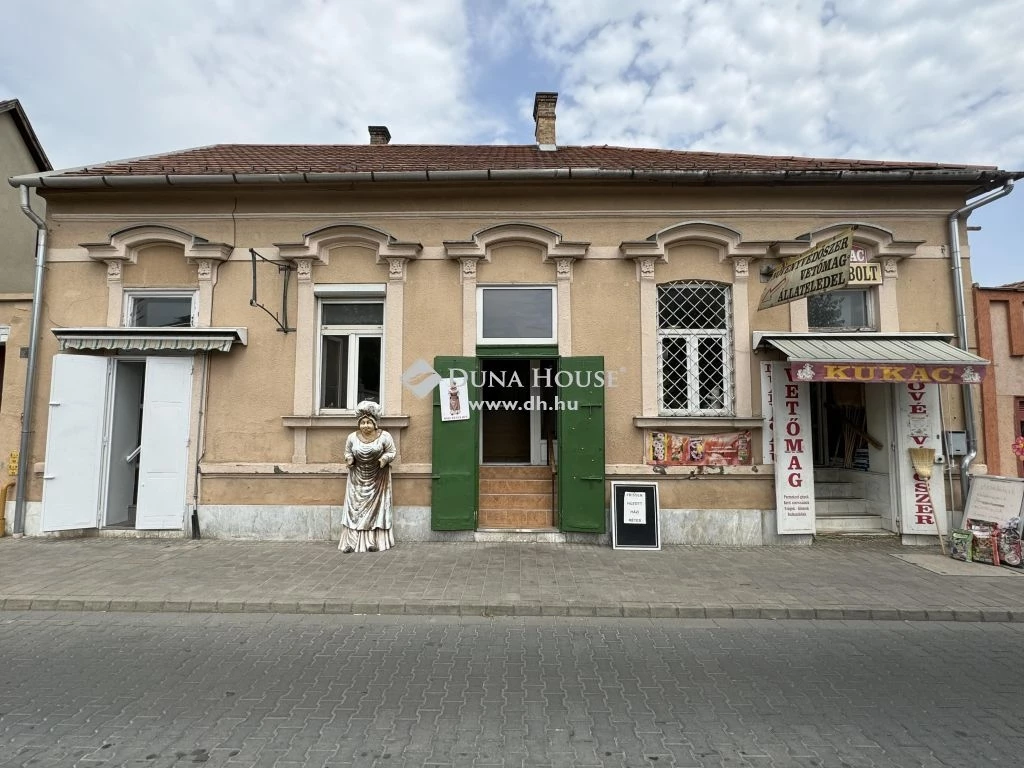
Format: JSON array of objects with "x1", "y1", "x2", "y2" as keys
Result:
[{"x1": 9, "y1": 167, "x2": 1022, "y2": 189}]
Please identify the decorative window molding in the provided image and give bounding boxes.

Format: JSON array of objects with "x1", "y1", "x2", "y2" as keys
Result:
[
  {"x1": 80, "y1": 224, "x2": 232, "y2": 266},
  {"x1": 275, "y1": 223, "x2": 421, "y2": 269},
  {"x1": 620, "y1": 220, "x2": 768, "y2": 276},
  {"x1": 274, "y1": 224, "x2": 419, "y2": 463},
  {"x1": 781, "y1": 222, "x2": 924, "y2": 262},
  {"x1": 619, "y1": 220, "x2": 760, "y2": 419},
  {"x1": 80, "y1": 224, "x2": 230, "y2": 328},
  {"x1": 657, "y1": 281, "x2": 734, "y2": 417},
  {"x1": 444, "y1": 222, "x2": 589, "y2": 356}
]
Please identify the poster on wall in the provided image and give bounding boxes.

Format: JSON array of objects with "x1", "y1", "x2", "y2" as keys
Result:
[
  {"x1": 438, "y1": 377, "x2": 470, "y2": 422},
  {"x1": 645, "y1": 430, "x2": 752, "y2": 467},
  {"x1": 897, "y1": 383, "x2": 946, "y2": 535},
  {"x1": 773, "y1": 362, "x2": 816, "y2": 534},
  {"x1": 761, "y1": 362, "x2": 775, "y2": 464}
]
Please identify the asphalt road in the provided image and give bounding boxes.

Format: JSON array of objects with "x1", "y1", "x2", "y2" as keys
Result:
[{"x1": 0, "y1": 613, "x2": 1020, "y2": 767}]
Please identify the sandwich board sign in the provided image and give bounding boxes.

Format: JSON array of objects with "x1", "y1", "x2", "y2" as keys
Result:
[
  {"x1": 611, "y1": 482, "x2": 661, "y2": 550},
  {"x1": 758, "y1": 229, "x2": 855, "y2": 310}
]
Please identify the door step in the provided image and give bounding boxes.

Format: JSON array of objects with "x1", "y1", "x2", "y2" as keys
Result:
[
  {"x1": 93, "y1": 528, "x2": 184, "y2": 539},
  {"x1": 478, "y1": 465, "x2": 555, "y2": 529},
  {"x1": 814, "y1": 514, "x2": 884, "y2": 533},
  {"x1": 475, "y1": 528, "x2": 565, "y2": 543}
]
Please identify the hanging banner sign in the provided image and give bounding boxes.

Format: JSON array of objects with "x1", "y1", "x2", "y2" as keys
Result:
[
  {"x1": 758, "y1": 229, "x2": 854, "y2": 310},
  {"x1": 761, "y1": 362, "x2": 775, "y2": 464},
  {"x1": 787, "y1": 362, "x2": 985, "y2": 384},
  {"x1": 645, "y1": 430, "x2": 752, "y2": 466},
  {"x1": 773, "y1": 362, "x2": 815, "y2": 534},
  {"x1": 897, "y1": 382, "x2": 946, "y2": 535}
]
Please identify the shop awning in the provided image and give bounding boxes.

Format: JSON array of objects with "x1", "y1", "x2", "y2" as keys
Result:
[
  {"x1": 753, "y1": 332, "x2": 988, "y2": 383},
  {"x1": 53, "y1": 327, "x2": 247, "y2": 353}
]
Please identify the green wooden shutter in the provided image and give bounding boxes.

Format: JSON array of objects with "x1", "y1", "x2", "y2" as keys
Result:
[
  {"x1": 431, "y1": 356, "x2": 480, "y2": 530},
  {"x1": 557, "y1": 356, "x2": 606, "y2": 533}
]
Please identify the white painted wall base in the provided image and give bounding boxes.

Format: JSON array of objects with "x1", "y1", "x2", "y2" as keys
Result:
[
  {"x1": 191, "y1": 505, "x2": 807, "y2": 545},
  {"x1": 661, "y1": 508, "x2": 811, "y2": 546}
]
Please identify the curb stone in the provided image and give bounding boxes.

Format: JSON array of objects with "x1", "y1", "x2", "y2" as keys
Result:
[{"x1": 1, "y1": 598, "x2": 1023, "y2": 622}]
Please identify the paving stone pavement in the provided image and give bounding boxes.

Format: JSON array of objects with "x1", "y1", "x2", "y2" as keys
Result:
[
  {"x1": 1, "y1": 537, "x2": 1023, "y2": 620},
  {"x1": 0, "y1": 612, "x2": 1021, "y2": 767}
]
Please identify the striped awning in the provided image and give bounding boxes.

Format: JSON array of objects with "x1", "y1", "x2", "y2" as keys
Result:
[
  {"x1": 53, "y1": 327, "x2": 247, "y2": 353},
  {"x1": 754, "y1": 332, "x2": 989, "y2": 384}
]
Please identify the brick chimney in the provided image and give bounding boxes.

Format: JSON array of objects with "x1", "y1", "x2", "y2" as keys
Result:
[
  {"x1": 368, "y1": 125, "x2": 391, "y2": 145},
  {"x1": 533, "y1": 92, "x2": 558, "y2": 148}
]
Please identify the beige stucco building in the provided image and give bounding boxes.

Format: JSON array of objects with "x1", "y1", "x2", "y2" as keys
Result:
[
  {"x1": 6, "y1": 94, "x2": 1021, "y2": 545},
  {"x1": 1, "y1": 99, "x2": 50, "y2": 534}
]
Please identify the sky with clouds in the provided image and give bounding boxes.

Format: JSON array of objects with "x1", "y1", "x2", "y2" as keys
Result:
[{"x1": 2, "y1": 0, "x2": 1022, "y2": 284}]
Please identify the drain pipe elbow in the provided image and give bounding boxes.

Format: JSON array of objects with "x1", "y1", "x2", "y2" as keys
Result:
[
  {"x1": 12, "y1": 185, "x2": 48, "y2": 537},
  {"x1": 947, "y1": 180, "x2": 1014, "y2": 505}
]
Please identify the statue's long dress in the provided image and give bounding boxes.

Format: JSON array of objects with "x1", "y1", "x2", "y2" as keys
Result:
[{"x1": 338, "y1": 430, "x2": 397, "y2": 552}]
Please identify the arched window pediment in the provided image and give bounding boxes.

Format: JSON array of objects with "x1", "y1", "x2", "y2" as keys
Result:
[
  {"x1": 791, "y1": 222, "x2": 924, "y2": 260},
  {"x1": 620, "y1": 220, "x2": 764, "y2": 271},
  {"x1": 444, "y1": 222, "x2": 588, "y2": 262},
  {"x1": 81, "y1": 224, "x2": 229, "y2": 264},
  {"x1": 275, "y1": 224, "x2": 421, "y2": 265}
]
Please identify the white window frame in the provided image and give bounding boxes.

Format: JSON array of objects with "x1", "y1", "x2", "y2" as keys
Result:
[
  {"x1": 476, "y1": 285, "x2": 557, "y2": 345},
  {"x1": 316, "y1": 297, "x2": 385, "y2": 414},
  {"x1": 123, "y1": 290, "x2": 197, "y2": 328},
  {"x1": 807, "y1": 287, "x2": 877, "y2": 331},
  {"x1": 657, "y1": 282, "x2": 734, "y2": 417}
]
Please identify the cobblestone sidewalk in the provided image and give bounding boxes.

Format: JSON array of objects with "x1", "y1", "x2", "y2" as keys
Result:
[{"x1": 1, "y1": 536, "x2": 1022, "y2": 620}]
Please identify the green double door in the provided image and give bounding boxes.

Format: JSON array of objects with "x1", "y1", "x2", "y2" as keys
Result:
[{"x1": 430, "y1": 355, "x2": 605, "y2": 533}]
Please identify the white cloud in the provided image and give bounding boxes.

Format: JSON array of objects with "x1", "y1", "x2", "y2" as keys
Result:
[
  {"x1": 0, "y1": 0, "x2": 490, "y2": 168},
  {"x1": 512, "y1": 0, "x2": 1024, "y2": 167}
]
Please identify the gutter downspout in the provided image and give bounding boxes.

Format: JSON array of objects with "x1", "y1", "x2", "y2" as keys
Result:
[
  {"x1": 12, "y1": 185, "x2": 47, "y2": 536},
  {"x1": 948, "y1": 181, "x2": 1014, "y2": 507}
]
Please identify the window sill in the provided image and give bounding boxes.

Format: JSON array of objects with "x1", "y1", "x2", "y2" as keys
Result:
[
  {"x1": 633, "y1": 416, "x2": 766, "y2": 429},
  {"x1": 282, "y1": 415, "x2": 411, "y2": 429}
]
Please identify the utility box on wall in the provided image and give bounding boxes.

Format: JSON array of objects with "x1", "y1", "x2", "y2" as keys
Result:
[{"x1": 945, "y1": 431, "x2": 968, "y2": 456}]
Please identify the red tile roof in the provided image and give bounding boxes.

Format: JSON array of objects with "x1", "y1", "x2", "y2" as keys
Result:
[{"x1": 59, "y1": 143, "x2": 997, "y2": 177}]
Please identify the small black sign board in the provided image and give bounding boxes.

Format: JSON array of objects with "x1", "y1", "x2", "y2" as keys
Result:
[{"x1": 611, "y1": 482, "x2": 661, "y2": 550}]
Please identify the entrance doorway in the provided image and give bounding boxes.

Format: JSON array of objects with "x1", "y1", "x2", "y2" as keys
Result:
[
  {"x1": 104, "y1": 360, "x2": 145, "y2": 527},
  {"x1": 41, "y1": 354, "x2": 193, "y2": 533},
  {"x1": 810, "y1": 382, "x2": 895, "y2": 534},
  {"x1": 478, "y1": 357, "x2": 557, "y2": 528},
  {"x1": 479, "y1": 358, "x2": 557, "y2": 465}
]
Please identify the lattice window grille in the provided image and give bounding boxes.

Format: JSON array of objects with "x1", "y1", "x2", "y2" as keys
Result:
[{"x1": 657, "y1": 282, "x2": 734, "y2": 416}]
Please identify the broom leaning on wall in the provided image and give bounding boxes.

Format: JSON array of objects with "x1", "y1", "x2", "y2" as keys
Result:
[{"x1": 909, "y1": 447, "x2": 947, "y2": 555}]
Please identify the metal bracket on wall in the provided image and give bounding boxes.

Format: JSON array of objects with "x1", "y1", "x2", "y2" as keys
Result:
[{"x1": 249, "y1": 248, "x2": 296, "y2": 333}]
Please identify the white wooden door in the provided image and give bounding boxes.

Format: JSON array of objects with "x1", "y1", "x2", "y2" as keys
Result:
[
  {"x1": 135, "y1": 357, "x2": 193, "y2": 530},
  {"x1": 41, "y1": 355, "x2": 108, "y2": 531}
]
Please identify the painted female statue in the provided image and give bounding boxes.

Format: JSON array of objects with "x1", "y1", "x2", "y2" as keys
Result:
[{"x1": 338, "y1": 401, "x2": 397, "y2": 553}]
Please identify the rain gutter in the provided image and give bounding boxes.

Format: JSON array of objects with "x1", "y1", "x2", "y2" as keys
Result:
[
  {"x1": 12, "y1": 185, "x2": 46, "y2": 536},
  {"x1": 947, "y1": 181, "x2": 1014, "y2": 505},
  {"x1": 8, "y1": 168, "x2": 1016, "y2": 189}
]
